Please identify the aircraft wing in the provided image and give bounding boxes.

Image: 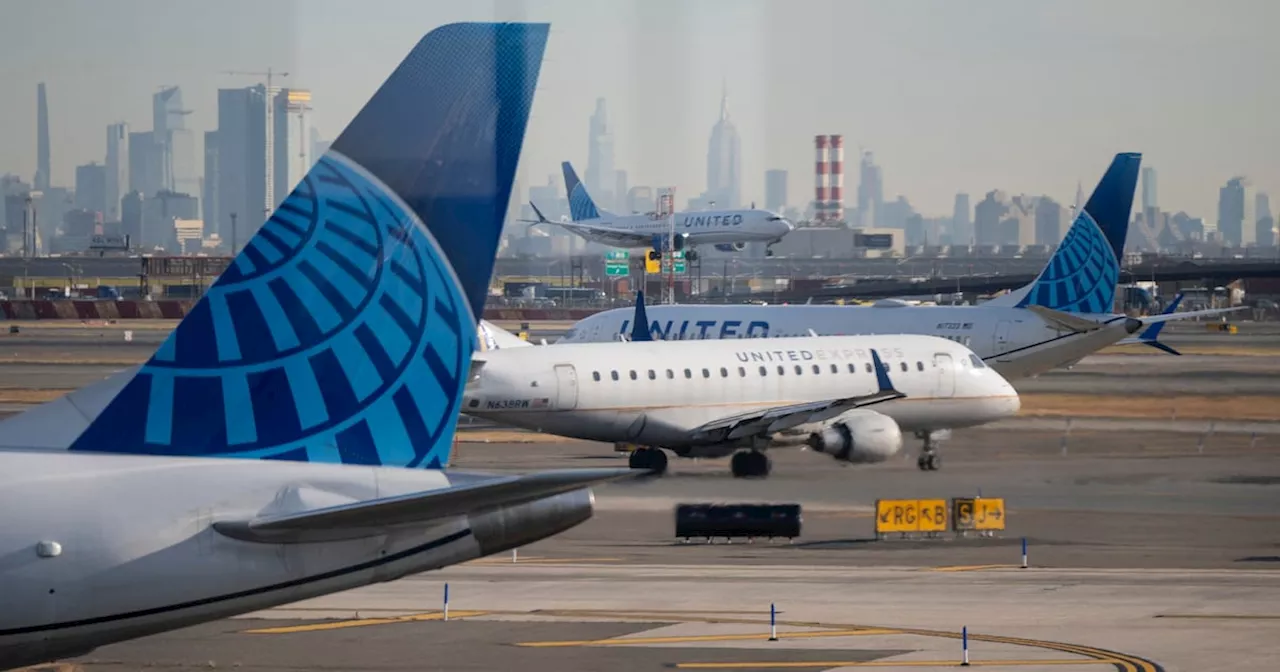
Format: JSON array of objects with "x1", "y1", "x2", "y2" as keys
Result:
[
  {"x1": 1133, "y1": 305, "x2": 1249, "y2": 325},
  {"x1": 689, "y1": 350, "x2": 904, "y2": 442},
  {"x1": 213, "y1": 468, "x2": 641, "y2": 544},
  {"x1": 554, "y1": 221, "x2": 654, "y2": 247},
  {"x1": 1024, "y1": 305, "x2": 1120, "y2": 333}
]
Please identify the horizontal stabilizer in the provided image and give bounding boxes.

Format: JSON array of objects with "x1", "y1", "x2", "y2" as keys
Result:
[
  {"x1": 1024, "y1": 305, "x2": 1111, "y2": 333},
  {"x1": 213, "y1": 468, "x2": 642, "y2": 544}
]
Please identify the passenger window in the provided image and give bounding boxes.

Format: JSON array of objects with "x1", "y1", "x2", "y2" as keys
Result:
[
  {"x1": 720, "y1": 367, "x2": 728, "y2": 377},
  {"x1": 759, "y1": 366, "x2": 767, "y2": 376},
  {"x1": 848, "y1": 363, "x2": 856, "y2": 373},
  {"x1": 917, "y1": 361, "x2": 924, "y2": 371},
  {"x1": 812, "y1": 364, "x2": 821, "y2": 374},
  {"x1": 610, "y1": 370, "x2": 619, "y2": 381},
  {"x1": 684, "y1": 368, "x2": 692, "y2": 379},
  {"x1": 830, "y1": 364, "x2": 838, "y2": 374},
  {"x1": 629, "y1": 370, "x2": 638, "y2": 380},
  {"x1": 592, "y1": 371, "x2": 601, "y2": 382},
  {"x1": 666, "y1": 369, "x2": 674, "y2": 379},
  {"x1": 900, "y1": 362, "x2": 908, "y2": 372},
  {"x1": 865, "y1": 363, "x2": 873, "y2": 373},
  {"x1": 777, "y1": 365, "x2": 785, "y2": 375},
  {"x1": 794, "y1": 365, "x2": 803, "y2": 375},
  {"x1": 739, "y1": 366, "x2": 747, "y2": 377},
  {"x1": 648, "y1": 370, "x2": 656, "y2": 380},
  {"x1": 702, "y1": 368, "x2": 710, "y2": 378}
]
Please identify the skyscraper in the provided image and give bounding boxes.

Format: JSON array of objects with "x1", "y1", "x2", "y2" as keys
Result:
[
  {"x1": 75, "y1": 162, "x2": 107, "y2": 215},
  {"x1": 105, "y1": 123, "x2": 129, "y2": 221},
  {"x1": 1257, "y1": 192, "x2": 1274, "y2": 248},
  {"x1": 153, "y1": 86, "x2": 198, "y2": 198},
  {"x1": 214, "y1": 85, "x2": 269, "y2": 245},
  {"x1": 128, "y1": 131, "x2": 160, "y2": 198},
  {"x1": 35, "y1": 83, "x2": 50, "y2": 191},
  {"x1": 952, "y1": 193, "x2": 972, "y2": 245},
  {"x1": 705, "y1": 86, "x2": 742, "y2": 208},
  {"x1": 1217, "y1": 177, "x2": 1254, "y2": 247},
  {"x1": 1141, "y1": 167, "x2": 1157, "y2": 211},
  {"x1": 203, "y1": 130, "x2": 219, "y2": 242},
  {"x1": 856, "y1": 151, "x2": 883, "y2": 227},
  {"x1": 585, "y1": 98, "x2": 615, "y2": 210},
  {"x1": 765, "y1": 170, "x2": 787, "y2": 212},
  {"x1": 273, "y1": 88, "x2": 313, "y2": 207}
]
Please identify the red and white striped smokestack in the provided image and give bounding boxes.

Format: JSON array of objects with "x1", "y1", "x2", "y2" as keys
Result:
[
  {"x1": 814, "y1": 135, "x2": 830, "y2": 222},
  {"x1": 828, "y1": 134, "x2": 845, "y2": 224}
]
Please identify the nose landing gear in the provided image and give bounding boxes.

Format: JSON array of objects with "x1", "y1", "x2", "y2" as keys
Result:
[
  {"x1": 730, "y1": 449, "x2": 771, "y2": 478},
  {"x1": 915, "y1": 430, "x2": 948, "y2": 471}
]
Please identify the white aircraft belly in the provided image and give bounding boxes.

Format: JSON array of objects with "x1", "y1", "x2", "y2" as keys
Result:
[{"x1": 0, "y1": 452, "x2": 474, "y2": 666}]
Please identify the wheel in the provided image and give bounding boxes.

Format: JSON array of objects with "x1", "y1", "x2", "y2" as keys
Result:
[
  {"x1": 730, "y1": 450, "x2": 770, "y2": 478},
  {"x1": 686, "y1": 249, "x2": 699, "y2": 261},
  {"x1": 917, "y1": 455, "x2": 929, "y2": 471},
  {"x1": 926, "y1": 453, "x2": 941, "y2": 471},
  {"x1": 629, "y1": 447, "x2": 668, "y2": 475},
  {"x1": 765, "y1": 248, "x2": 775, "y2": 257}
]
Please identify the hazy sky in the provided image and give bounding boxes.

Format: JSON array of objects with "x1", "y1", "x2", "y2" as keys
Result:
[{"x1": 1, "y1": 0, "x2": 1276, "y2": 219}]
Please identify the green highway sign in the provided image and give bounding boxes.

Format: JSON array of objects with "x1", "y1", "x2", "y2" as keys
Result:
[
  {"x1": 605, "y1": 263, "x2": 630, "y2": 277},
  {"x1": 605, "y1": 250, "x2": 630, "y2": 261},
  {"x1": 661, "y1": 260, "x2": 687, "y2": 274}
]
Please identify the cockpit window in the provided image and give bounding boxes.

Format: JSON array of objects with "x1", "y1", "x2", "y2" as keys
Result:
[{"x1": 969, "y1": 354, "x2": 987, "y2": 369}]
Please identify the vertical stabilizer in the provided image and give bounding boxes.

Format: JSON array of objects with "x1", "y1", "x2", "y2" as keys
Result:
[
  {"x1": 562, "y1": 161, "x2": 602, "y2": 221},
  {"x1": 66, "y1": 23, "x2": 549, "y2": 469}
]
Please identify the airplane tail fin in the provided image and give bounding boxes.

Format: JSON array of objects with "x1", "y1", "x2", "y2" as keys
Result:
[
  {"x1": 986, "y1": 153, "x2": 1141, "y2": 314},
  {"x1": 562, "y1": 161, "x2": 603, "y2": 221},
  {"x1": 65, "y1": 23, "x2": 549, "y2": 469},
  {"x1": 629, "y1": 291, "x2": 653, "y2": 342}
]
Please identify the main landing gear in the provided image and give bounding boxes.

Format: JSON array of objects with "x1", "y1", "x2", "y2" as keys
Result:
[
  {"x1": 730, "y1": 449, "x2": 771, "y2": 478},
  {"x1": 629, "y1": 446, "x2": 669, "y2": 474},
  {"x1": 916, "y1": 430, "x2": 944, "y2": 471}
]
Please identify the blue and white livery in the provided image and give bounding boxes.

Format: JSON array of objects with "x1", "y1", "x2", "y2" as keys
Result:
[{"x1": 0, "y1": 23, "x2": 639, "y2": 671}]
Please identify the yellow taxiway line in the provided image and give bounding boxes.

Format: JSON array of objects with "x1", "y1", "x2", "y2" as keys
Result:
[
  {"x1": 928, "y1": 564, "x2": 1022, "y2": 572},
  {"x1": 244, "y1": 610, "x2": 488, "y2": 634},
  {"x1": 518, "y1": 628, "x2": 897, "y2": 648},
  {"x1": 674, "y1": 659, "x2": 1125, "y2": 669}
]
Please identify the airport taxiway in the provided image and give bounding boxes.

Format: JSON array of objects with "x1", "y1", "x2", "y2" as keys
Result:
[{"x1": 3, "y1": 318, "x2": 1276, "y2": 671}]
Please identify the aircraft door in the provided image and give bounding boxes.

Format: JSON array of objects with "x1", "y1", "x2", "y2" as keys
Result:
[
  {"x1": 932, "y1": 353, "x2": 955, "y2": 398},
  {"x1": 553, "y1": 364, "x2": 579, "y2": 410},
  {"x1": 994, "y1": 320, "x2": 1012, "y2": 353}
]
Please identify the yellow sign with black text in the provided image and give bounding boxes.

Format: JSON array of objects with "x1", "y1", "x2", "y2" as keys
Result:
[
  {"x1": 875, "y1": 499, "x2": 948, "y2": 534},
  {"x1": 951, "y1": 497, "x2": 1006, "y2": 531}
]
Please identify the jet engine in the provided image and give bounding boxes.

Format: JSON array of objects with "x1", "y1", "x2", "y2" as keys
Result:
[
  {"x1": 805, "y1": 409, "x2": 903, "y2": 463},
  {"x1": 714, "y1": 242, "x2": 747, "y2": 252}
]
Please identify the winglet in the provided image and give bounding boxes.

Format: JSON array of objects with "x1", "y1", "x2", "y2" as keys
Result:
[
  {"x1": 629, "y1": 291, "x2": 653, "y2": 342},
  {"x1": 528, "y1": 201, "x2": 551, "y2": 224},
  {"x1": 869, "y1": 349, "x2": 897, "y2": 394}
]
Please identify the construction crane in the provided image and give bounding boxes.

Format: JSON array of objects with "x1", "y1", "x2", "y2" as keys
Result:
[{"x1": 221, "y1": 68, "x2": 290, "y2": 91}]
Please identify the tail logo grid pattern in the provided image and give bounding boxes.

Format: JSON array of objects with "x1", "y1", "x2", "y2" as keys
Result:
[
  {"x1": 69, "y1": 152, "x2": 469, "y2": 469},
  {"x1": 1016, "y1": 210, "x2": 1119, "y2": 314},
  {"x1": 563, "y1": 163, "x2": 600, "y2": 221}
]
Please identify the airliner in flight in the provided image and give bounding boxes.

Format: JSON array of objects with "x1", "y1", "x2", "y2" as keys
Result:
[
  {"x1": 557, "y1": 153, "x2": 1239, "y2": 469},
  {"x1": 464, "y1": 319, "x2": 1020, "y2": 476},
  {"x1": 0, "y1": 23, "x2": 638, "y2": 671},
  {"x1": 522, "y1": 161, "x2": 794, "y2": 260}
]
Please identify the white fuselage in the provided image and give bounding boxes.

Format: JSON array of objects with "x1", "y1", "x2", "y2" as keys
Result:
[
  {"x1": 0, "y1": 451, "x2": 574, "y2": 670},
  {"x1": 565, "y1": 209, "x2": 793, "y2": 248},
  {"x1": 559, "y1": 303, "x2": 1139, "y2": 379},
  {"x1": 464, "y1": 334, "x2": 1019, "y2": 448}
]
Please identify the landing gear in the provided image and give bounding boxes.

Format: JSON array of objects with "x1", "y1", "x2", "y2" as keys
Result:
[
  {"x1": 730, "y1": 450, "x2": 771, "y2": 478},
  {"x1": 629, "y1": 446, "x2": 668, "y2": 474},
  {"x1": 916, "y1": 431, "x2": 944, "y2": 471}
]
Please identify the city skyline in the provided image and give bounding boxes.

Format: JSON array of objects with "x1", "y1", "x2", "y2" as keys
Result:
[{"x1": 1, "y1": 0, "x2": 1276, "y2": 222}]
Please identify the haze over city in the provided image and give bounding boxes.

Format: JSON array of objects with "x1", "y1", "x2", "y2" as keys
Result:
[{"x1": 0, "y1": 0, "x2": 1276, "y2": 241}]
